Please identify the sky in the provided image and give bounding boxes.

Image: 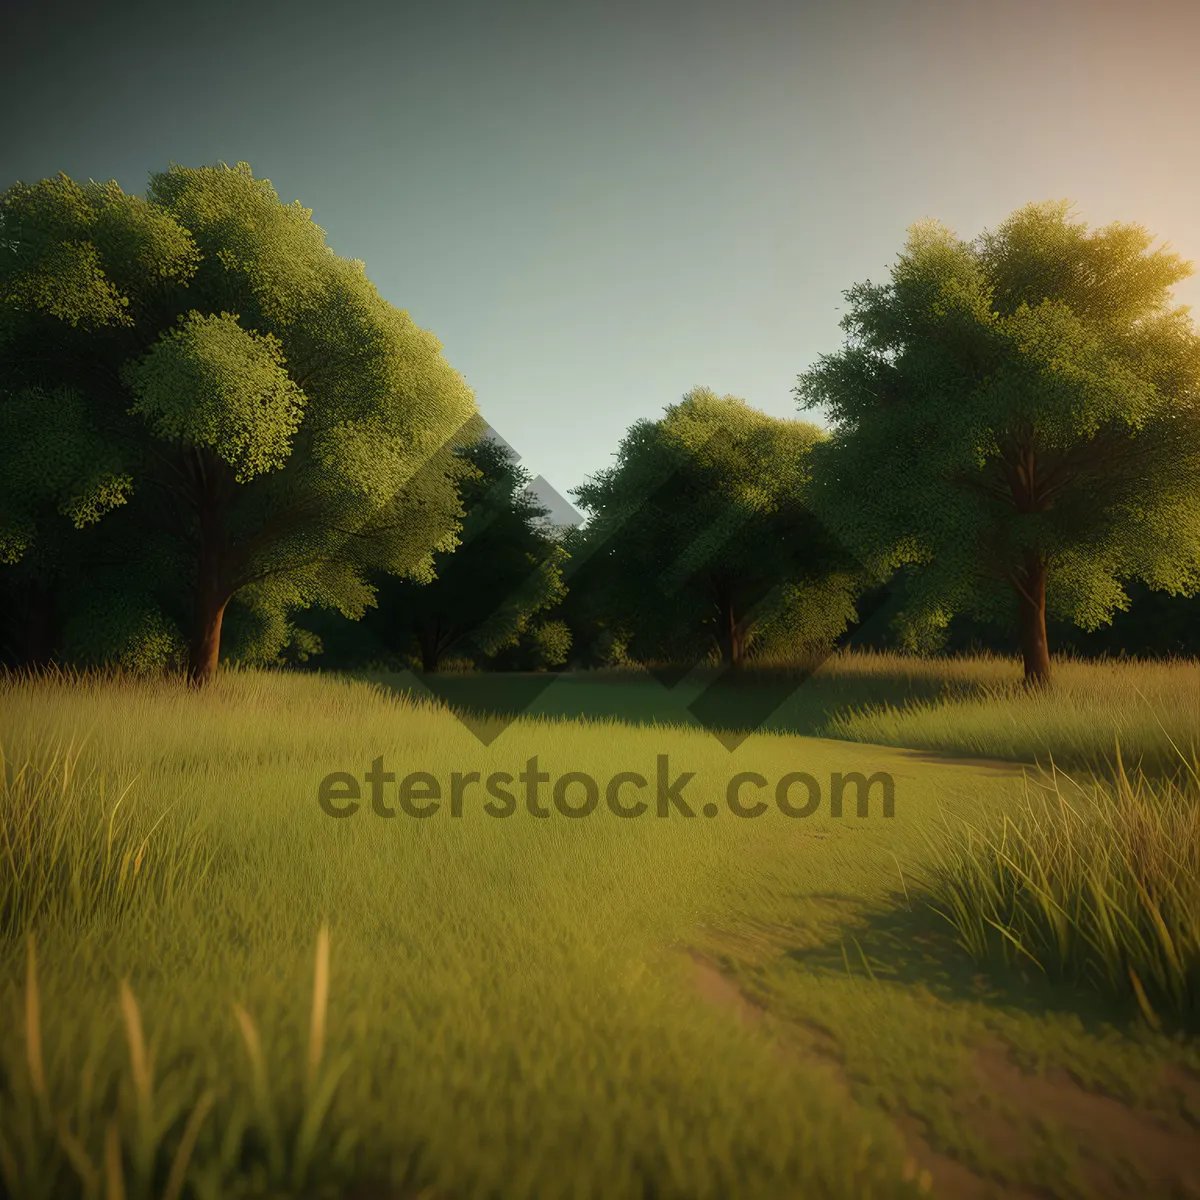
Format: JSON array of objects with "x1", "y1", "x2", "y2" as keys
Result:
[{"x1": 3, "y1": 0, "x2": 1199, "y2": 510}]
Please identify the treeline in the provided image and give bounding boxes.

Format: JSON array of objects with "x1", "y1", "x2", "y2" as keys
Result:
[{"x1": 2, "y1": 164, "x2": 1199, "y2": 686}]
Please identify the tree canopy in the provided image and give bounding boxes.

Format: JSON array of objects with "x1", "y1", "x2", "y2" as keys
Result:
[
  {"x1": 796, "y1": 200, "x2": 1200, "y2": 684},
  {"x1": 6, "y1": 173, "x2": 1196, "y2": 688},
  {"x1": 0, "y1": 163, "x2": 478, "y2": 681},
  {"x1": 571, "y1": 388, "x2": 863, "y2": 668},
  {"x1": 356, "y1": 432, "x2": 568, "y2": 672}
]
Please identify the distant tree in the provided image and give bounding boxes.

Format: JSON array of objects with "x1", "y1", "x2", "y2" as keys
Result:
[
  {"x1": 0, "y1": 164, "x2": 477, "y2": 682},
  {"x1": 796, "y1": 201, "x2": 1200, "y2": 686},
  {"x1": 571, "y1": 389, "x2": 863, "y2": 669},
  {"x1": 552, "y1": 523, "x2": 634, "y2": 669},
  {"x1": 490, "y1": 618, "x2": 574, "y2": 672},
  {"x1": 523, "y1": 619, "x2": 572, "y2": 670},
  {"x1": 359, "y1": 435, "x2": 567, "y2": 672}
]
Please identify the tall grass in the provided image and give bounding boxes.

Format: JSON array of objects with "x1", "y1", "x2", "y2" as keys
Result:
[
  {"x1": 814, "y1": 650, "x2": 1199, "y2": 769},
  {"x1": 0, "y1": 927, "x2": 350, "y2": 1200},
  {"x1": 915, "y1": 746, "x2": 1200, "y2": 1026},
  {"x1": 0, "y1": 665, "x2": 935, "y2": 1200},
  {"x1": 2, "y1": 660, "x2": 1196, "y2": 1196},
  {"x1": 0, "y1": 738, "x2": 212, "y2": 938}
]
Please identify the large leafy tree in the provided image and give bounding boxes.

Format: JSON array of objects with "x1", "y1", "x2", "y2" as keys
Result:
[
  {"x1": 571, "y1": 388, "x2": 862, "y2": 669},
  {"x1": 0, "y1": 164, "x2": 478, "y2": 682},
  {"x1": 359, "y1": 433, "x2": 567, "y2": 672},
  {"x1": 796, "y1": 201, "x2": 1200, "y2": 686}
]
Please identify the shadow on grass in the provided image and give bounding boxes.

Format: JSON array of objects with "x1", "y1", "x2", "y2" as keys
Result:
[
  {"x1": 778, "y1": 891, "x2": 1196, "y2": 1036},
  {"x1": 360, "y1": 665, "x2": 989, "y2": 743},
  {"x1": 358, "y1": 667, "x2": 1193, "y2": 783}
]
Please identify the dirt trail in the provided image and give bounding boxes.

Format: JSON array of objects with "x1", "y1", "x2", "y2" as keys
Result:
[{"x1": 688, "y1": 953, "x2": 1200, "y2": 1200}]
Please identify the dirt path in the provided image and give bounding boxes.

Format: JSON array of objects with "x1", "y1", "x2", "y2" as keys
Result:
[{"x1": 688, "y1": 953, "x2": 1200, "y2": 1200}]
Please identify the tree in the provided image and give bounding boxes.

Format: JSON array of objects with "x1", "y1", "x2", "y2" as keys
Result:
[
  {"x1": 796, "y1": 201, "x2": 1200, "y2": 686},
  {"x1": 359, "y1": 433, "x2": 567, "y2": 672},
  {"x1": 489, "y1": 618, "x2": 574, "y2": 672},
  {"x1": 551, "y1": 522, "x2": 635, "y2": 669},
  {"x1": 571, "y1": 388, "x2": 862, "y2": 669},
  {"x1": 0, "y1": 164, "x2": 478, "y2": 682}
]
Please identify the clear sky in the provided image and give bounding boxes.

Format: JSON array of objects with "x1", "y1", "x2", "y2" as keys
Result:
[{"x1": 3, "y1": 0, "x2": 1199, "y2": 504}]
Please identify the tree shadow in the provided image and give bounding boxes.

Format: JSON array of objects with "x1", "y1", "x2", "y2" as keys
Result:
[
  {"x1": 358, "y1": 663, "x2": 988, "y2": 745},
  {"x1": 779, "y1": 890, "x2": 1188, "y2": 1036}
]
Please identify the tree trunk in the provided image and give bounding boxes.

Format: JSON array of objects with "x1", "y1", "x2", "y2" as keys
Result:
[
  {"x1": 418, "y1": 624, "x2": 441, "y2": 673},
  {"x1": 1014, "y1": 551, "x2": 1051, "y2": 688},
  {"x1": 21, "y1": 579, "x2": 56, "y2": 668},
  {"x1": 188, "y1": 583, "x2": 228, "y2": 686},
  {"x1": 716, "y1": 590, "x2": 746, "y2": 670},
  {"x1": 187, "y1": 453, "x2": 231, "y2": 686}
]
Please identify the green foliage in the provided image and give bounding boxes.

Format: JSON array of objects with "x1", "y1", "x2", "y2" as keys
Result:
[
  {"x1": 0, "y1": 163, "x2": 478, "y2": 676},
  {"x1": 0, "y1": 386, "x2": 133, "y2": 564},
  {"x1": 61, "y1": 597, "x2": 185, "y2": 676},
  {"x1": 354, "y1": 434, "x2": 568, "y2": 671},
  {"x1": 796, "y1": 200, "x2": 1200, "y2": 651},
  {"x1": 525, "y1": 618, "x2": 573, "y2": 670},
  {"x1": 572, "y1": 388, "x2": 864, "y2": 665},
  {"x1": 0, "y1": 175, "x2": 199, "y2": 330},
  {"x1": 219, "y1": 592, "x2": 326, "y2": 668},
  {"x1": 549, "y1": 524, "x2": 632, "y2": 669},
  {"x1": 122, "y1": 311, "x2": 306, "y2": 483},
  {"x1": 491, "y1": 617, "x2": 574, "y2": 671}
]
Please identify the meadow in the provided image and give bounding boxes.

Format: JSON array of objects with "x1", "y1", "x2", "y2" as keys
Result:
[{"x1": 1, "y1": 653, "x2": 1198, "y2": 1199}]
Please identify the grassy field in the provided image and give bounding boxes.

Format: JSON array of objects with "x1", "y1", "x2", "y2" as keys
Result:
[
  {"x1": 1, "y1": 655, "x2": 1198, "y2": 1199},
  {"x1": 380, "y1": 649, "x2": 1200, "y2": 768}
]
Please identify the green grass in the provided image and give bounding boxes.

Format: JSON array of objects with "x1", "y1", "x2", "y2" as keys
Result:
[
  {"x1": 815, "y1": 652, "x2": 1200, "y2": 770},
  {"x1": 1, "y1": 736, "x2": 213, "y2": 938},
  {"x1": 1, "y1": 658, "x2": 1198, "y2": 1198},
  {"x1": 367, "y1": 649, "x2": 1200, "y2": 770},
  {"x1": 916, "y1": 749, "x2": 1200, "y2": 1025}
]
